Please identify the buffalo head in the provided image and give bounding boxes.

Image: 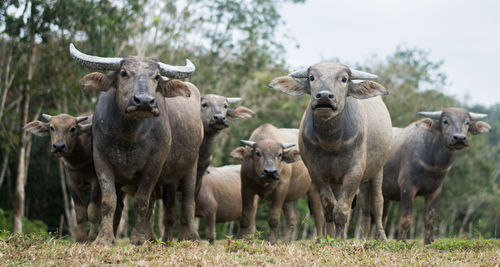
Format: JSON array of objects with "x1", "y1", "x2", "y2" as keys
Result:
[
  {"x1": 24, "y1": 113, "x2": 91, "y2": 155},
  {"x1": 268, "y1": 62, "x2": 387, "y2": 120},
  {"x1": 230, "y1": 140, "x2": 300, "y2": 183},
  {"x1": 200, "y1": 95, "x2": 255, "y2": 132},
  {"x1": 70, "y1": 43, "x2": 194, "y2": 120},
  {"x1": 418, "y1": 107, "x2": 492, "y2": 151}
]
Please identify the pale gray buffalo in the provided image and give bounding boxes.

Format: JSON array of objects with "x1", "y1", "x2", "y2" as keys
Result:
[
  {"x1": 24, "y1": 113, "x2": 101, "y2": 242},
  {"x1": 231, "y1": 124, "x2": 324, "y2": 244},
  {"x1": 71, "y1": 44, "x2": 203, "y2": 245},
  {"x1": 269, "y1": 63, "x2": 392, "y2": 240},
  {"x1": 381, "y1": 108, "x2": 492, "y2": 244}
]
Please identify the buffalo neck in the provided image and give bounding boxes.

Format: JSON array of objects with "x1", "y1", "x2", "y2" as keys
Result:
[
  {"x1": 199, "y1": 129, "x2": 221, "y2": 164},
  {"x1": 306, "y1": 99, "x2": 361, "y2": 151},
  {"x1": 419, "y1": 129, "x2": 457, "y2": 173},
  {"x1": 61, "y1": 134, "x2": 92, "y2": 170}
]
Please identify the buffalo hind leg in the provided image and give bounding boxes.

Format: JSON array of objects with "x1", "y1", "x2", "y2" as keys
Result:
[
  {"x1": 238, "y1": 188, "x2": 257, "y2": 238},
  {"x1": 307, "y1": 183, "x2": 325, "y2": 239},
  {"x1": 162, "y1": 184, "x2": 176, "y2": 242},
  {"x1": 68, "y1": 183, "x2": 88, "y2": 243},
  {"x1": 283, "y1": 201, "x2": 299, "y2": 243},
  {"x1": 424, "y1": 186, "x2": 441, "y2": 245},
  {"x1": 87, "y1": 179, "x2": 101, "y2": 242},
  {"x1": 399, "y1": 184, "x2": 417, "y2": 242},
  {"x1": 358, "y1": 181, "x2": 371, "y2": 239},
  {"x1": 179, "y1": 166, "x2": 200, "y2": 241},
  {"x1": 370, "y1": 171, "x2": 387, "y2": 240}
]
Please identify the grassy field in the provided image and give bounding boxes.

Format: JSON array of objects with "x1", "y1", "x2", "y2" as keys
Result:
[{"x1": 0, "y1": 232, "x2": 499, "y2": 266}]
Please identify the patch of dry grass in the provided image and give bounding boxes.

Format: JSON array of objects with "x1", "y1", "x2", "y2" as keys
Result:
[{"x1": 0, "y1": 232, "x2": 499, "y2": 266}]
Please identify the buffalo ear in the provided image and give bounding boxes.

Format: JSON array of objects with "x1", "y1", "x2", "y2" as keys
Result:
[
  {"x1": 227, "y1": 106, "x2": 255, "y2": 121},
  {"x1": 469, "y1": 121, "x2": 492, "y2": 135},
  {"x1": 157, "y1": 78, "x2": 192, "y2": 98},
  {"x1": 80, "y1": 72, "x2": 114, "y2": 91},
  {"x1": 23, "y1": 120, "x2": 49, "y2": 137},
  {"x1": 283, "y1": 149, "x2": 301, "y2": 163},
  {"x1": 230, "y1": 147, "x2": 246, "y2": 160},
  {"x1": 268, "y1": 76, "x2": 310, "y2": 96},
  {"x1": 416, "y1": 118, "x2": 435, "y2": 129},
  {"x1": 79, "y1": 123, "x2": 92, "y2": 134},
  {"x1": 348, "y1": 81, "x2": 388, "y2": 99}
]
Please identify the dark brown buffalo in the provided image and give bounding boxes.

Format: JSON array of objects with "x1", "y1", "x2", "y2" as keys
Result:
[
  {"x1": 381, "y1": 108, "x2": 492, "y2": 244},
  {"x1": 70, "y1": 43, "x2": 202, "y2": 245},
  {"x1": 194, "y1": 164, "x2": 258, "y2": 243},
  {"x1": 197, "y1": 95, "x2": 255, "y2": 195},
  {"x1": 24, "y1": 113, "x2": 101, "y2": 242},
  {"x1": 269, "y1": 63, "x2": 392, "y2": 240},
  {"x1": 231, "y1": 124, "x2": 324, "y2": 244}
]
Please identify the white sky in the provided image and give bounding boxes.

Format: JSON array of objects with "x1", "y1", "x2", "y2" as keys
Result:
[{"x1": 278, "y1": 0, "x2": 500, "y2": 106}]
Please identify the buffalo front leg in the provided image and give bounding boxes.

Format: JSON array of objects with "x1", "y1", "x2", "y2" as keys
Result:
[
  {"x1": 238, "y1": 188, "x2": 257, "y2": 238},
  {"x1": 333, "y1": 170, "x2": 363, "y2": 239},
  {"x1": 424, "y1": 187, "x2": 441, "y2": 245},
  {"x1": 204, "y1": 208, "x2": 217, "y2": 244},
  {"x1": 283, "y1": 201, "x2": 299, "y2": 243},
  {"x1": 112, "y1": 187, "x2": 124, "y2": 237},
  {"x1": 370, "y1": 171, "x2": 387, "y2": 241},
  {"x1": 130, "y1": 174, "x2": 158, "y2": 245},
  {"x1": 268, "y1": 193, "x2": 286, "y2": 245},
  {"x1": 307, "y1": 183, "x2": 325, "y2": 239},
  {"x1": 311, "y1": 173, "x2": 337, "y2": 239},
  {"x1": 93, "y1": 153, "x2": 117, "y2": 246},
  {"x1": 87, "y1": 179, "x2": 101, "y2": 242}
]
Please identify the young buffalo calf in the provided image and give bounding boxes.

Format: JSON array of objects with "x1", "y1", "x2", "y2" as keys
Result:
[
  {"x1": 24, "y1": 113, "x2": 98, "y2": 242},
  {"x1": 231, "y1": 124, "x2": 324, "y2": 244},
  {"x1": 195, "y1": 164, "x2": 257, "y2": 243},
  {"x1": 382, "y1": 108, "x2": 492, "y2": 244}
]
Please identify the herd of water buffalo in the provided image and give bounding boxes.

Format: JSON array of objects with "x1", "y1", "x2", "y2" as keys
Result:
[{"x1": 23, "y1": 44, "x2": 492, "y2": 246}]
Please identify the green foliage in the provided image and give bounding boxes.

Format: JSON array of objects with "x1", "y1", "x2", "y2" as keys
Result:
[
  {"x1": 427, "y1": 238, "x2": 500, "y2": 251},
  {"x1": 0, "y1": 208, "x2": 48, "y2": 234}
]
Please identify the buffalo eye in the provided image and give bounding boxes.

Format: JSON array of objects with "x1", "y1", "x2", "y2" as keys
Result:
[
  {"x1": 223, "y1": 104, "x2": 228, "y2": 109},
  {"x1": 201, "y1": 102, "x2": 208, "y2": 108},
  {"x1": 120, "y1": 70, "x2": 128, "y2": 77},
  {"x1": 341, "y1": 77, "x2": 347, "y2": 83},
  {"x1": 309, "y1": 75, "x2": 315, "y2": 81},
  {"x1": 50, "y1": 126, "x2": 55, "y2": 132},
  {"x1": 278, "y1": 152, "x2": 282, "y2": 158},
  {"x1": 69, "y1": 127, "x2": 76, "y2": 133},
  {"x1": 465, "y1": 121, "x2": 470, "y2": 126},
  {"x1": 255, "y1": 151, "x2": 261, "y2": 157},
  {"x1": 443, "y1": 119, "x2": 448, "y2": 125}
]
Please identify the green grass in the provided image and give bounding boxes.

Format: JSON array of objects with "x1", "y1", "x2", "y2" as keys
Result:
[{"x1": 0, "y1": 232, "x2": 499, "y2": 266}]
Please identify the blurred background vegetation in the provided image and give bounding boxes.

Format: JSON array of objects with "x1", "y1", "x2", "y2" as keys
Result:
[{"x1": 0, "y1": 0, "x2": 498, "y2": 240}]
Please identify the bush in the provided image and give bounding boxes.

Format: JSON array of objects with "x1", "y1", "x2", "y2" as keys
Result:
[{"x1": 0, "y1": 208, "x2": 48, "y2": 234}]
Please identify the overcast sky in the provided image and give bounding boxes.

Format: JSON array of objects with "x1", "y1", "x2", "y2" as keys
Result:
[{"x1": 278, "y1": 0, "x2": 500, "y2": 106}]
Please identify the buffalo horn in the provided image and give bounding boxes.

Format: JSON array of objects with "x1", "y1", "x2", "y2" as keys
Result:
[
  {"x1": 417, "y1": 111, "x2": 442, "y2": 119},
  {"x1": 226, "y1": 97, "x2": 242, "y2": 103},
  {"x1": 349, "y1": 68, "x2": 378, "y2": 80},
  {"x1": 288, "y1": 68, "x2": 309, "y2": 78},
  {"x1": 70, "y1": 43, "x2": 122, "y2": 71},
  {"x1": 240, "y1": 140, "x2": 256, "y2": 148},
  {"x1": 42, "y1": 114, "x2": 52, "y2": 121},
  {"x1": 76, "y1": 116, "x2": 89, "y2": 123},
  {"x1": 281, "y1": 143, "x2": 296, "y2": 149},
  {"x1": 469, "y1": 112, "x2": 488, "y2": 120},
  {"x1": 158, "y1": 59, "x2": 195, "y2": 79}
]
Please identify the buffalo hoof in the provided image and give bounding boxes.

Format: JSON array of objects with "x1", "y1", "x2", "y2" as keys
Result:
[
  {"x1": 93, "y1": 234, "x2": 114, "y2": 246},
  {"x1": 424, "y1": 238, "x2": 434, "y2": 245},
  {"x1": 188, "y1": 232, "x2": 201, "y2": 241},
  {"x1": 130, "y1": 232, "x2": 147, "y2": 246},
  {"x1": 375, "y1": 230, "x2": 388, "y2": 241}
]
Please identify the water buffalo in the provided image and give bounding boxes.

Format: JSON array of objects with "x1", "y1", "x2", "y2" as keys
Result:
[
  {"x1": 269, "y1": 63, "x2": 392, "y2": 240},
  {"x1": 195, "y1": 164, "x2": 258, "y2": 243},
  {"x1": 24, "y1": 113, "x2": 101, "y2": 242},
  {"x1": 381, "y1": 108, "x2": 492, "y2": 244},
  {"x1": 197, "y1": 95, "x2": 255, "y2": 195},
  {"x1": 70, "y1": 43, "x2": 202, "y2": 245},
  {"x1": 231, "y1": 124, "x2": 324, "y2": 244}
]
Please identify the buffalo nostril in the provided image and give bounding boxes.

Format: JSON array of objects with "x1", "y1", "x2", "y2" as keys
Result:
[
  {"x1": 149, "y1": 98, "x2": 156, "y2": 105},
  {"x1": 133, "y1": 95, "x2": 141, "y2": 105},
  {"x1": 315, "y1": 93, "x2": 322, "y2": 99},
  {"x1": 328, "y1": 94, "x2": 334, "y2": 100},
  {"x1": 453, "y1": 136, "x2": 458, "y2": 140}
]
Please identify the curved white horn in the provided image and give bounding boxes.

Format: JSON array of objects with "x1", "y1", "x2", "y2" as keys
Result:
[
  {"x1": 158, "y1": 59, "x2": 195, "y2": 79},
  {"x1": 288, "y1": 68, "x2": 309, "y2": 78},
  {"x1": 469, "y1": 112, "x2": 488, "y2": 120},
  {"x1": 42, "y1": 114, "x2": 52, "y2": 121},
  {"x1": 240, "y1": 140, "x2": 256, "y2": 148},
  {"x1": 70, "y1": 43, "x2": 122, "y2": 71},
  {"x1": 76, "y1": 116, "x2": 89, "y2": 123},
  {"x1": 349, "y1": 68, "x2": 378, "y2": 80},
  {"x1": 281, "y1": 143, "x2": 296, "y2": 149},
  {"x1": 226, "y1": 97, "x2": 241, "y2": 103},
  {"x1": 418, "y1": 111, "x2": 442, "y2": 119}
]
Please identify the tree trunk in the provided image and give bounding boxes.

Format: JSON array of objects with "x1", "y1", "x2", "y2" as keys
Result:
[
  {"x1": 228, "y1": 221, "x2": 234, "y2": 236},
  {"x1": 449, "y1": 205, "x2": 457, "y2": 236},
  {"x1": 439, "y1": 220, "x2": 447, "y2": 238},
  {"x1": 459, "y1": 199, "x2": 478, "y2": 237},
  {"x1": 0, "y1": 150, "x2": 9, "y2": 189}
]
